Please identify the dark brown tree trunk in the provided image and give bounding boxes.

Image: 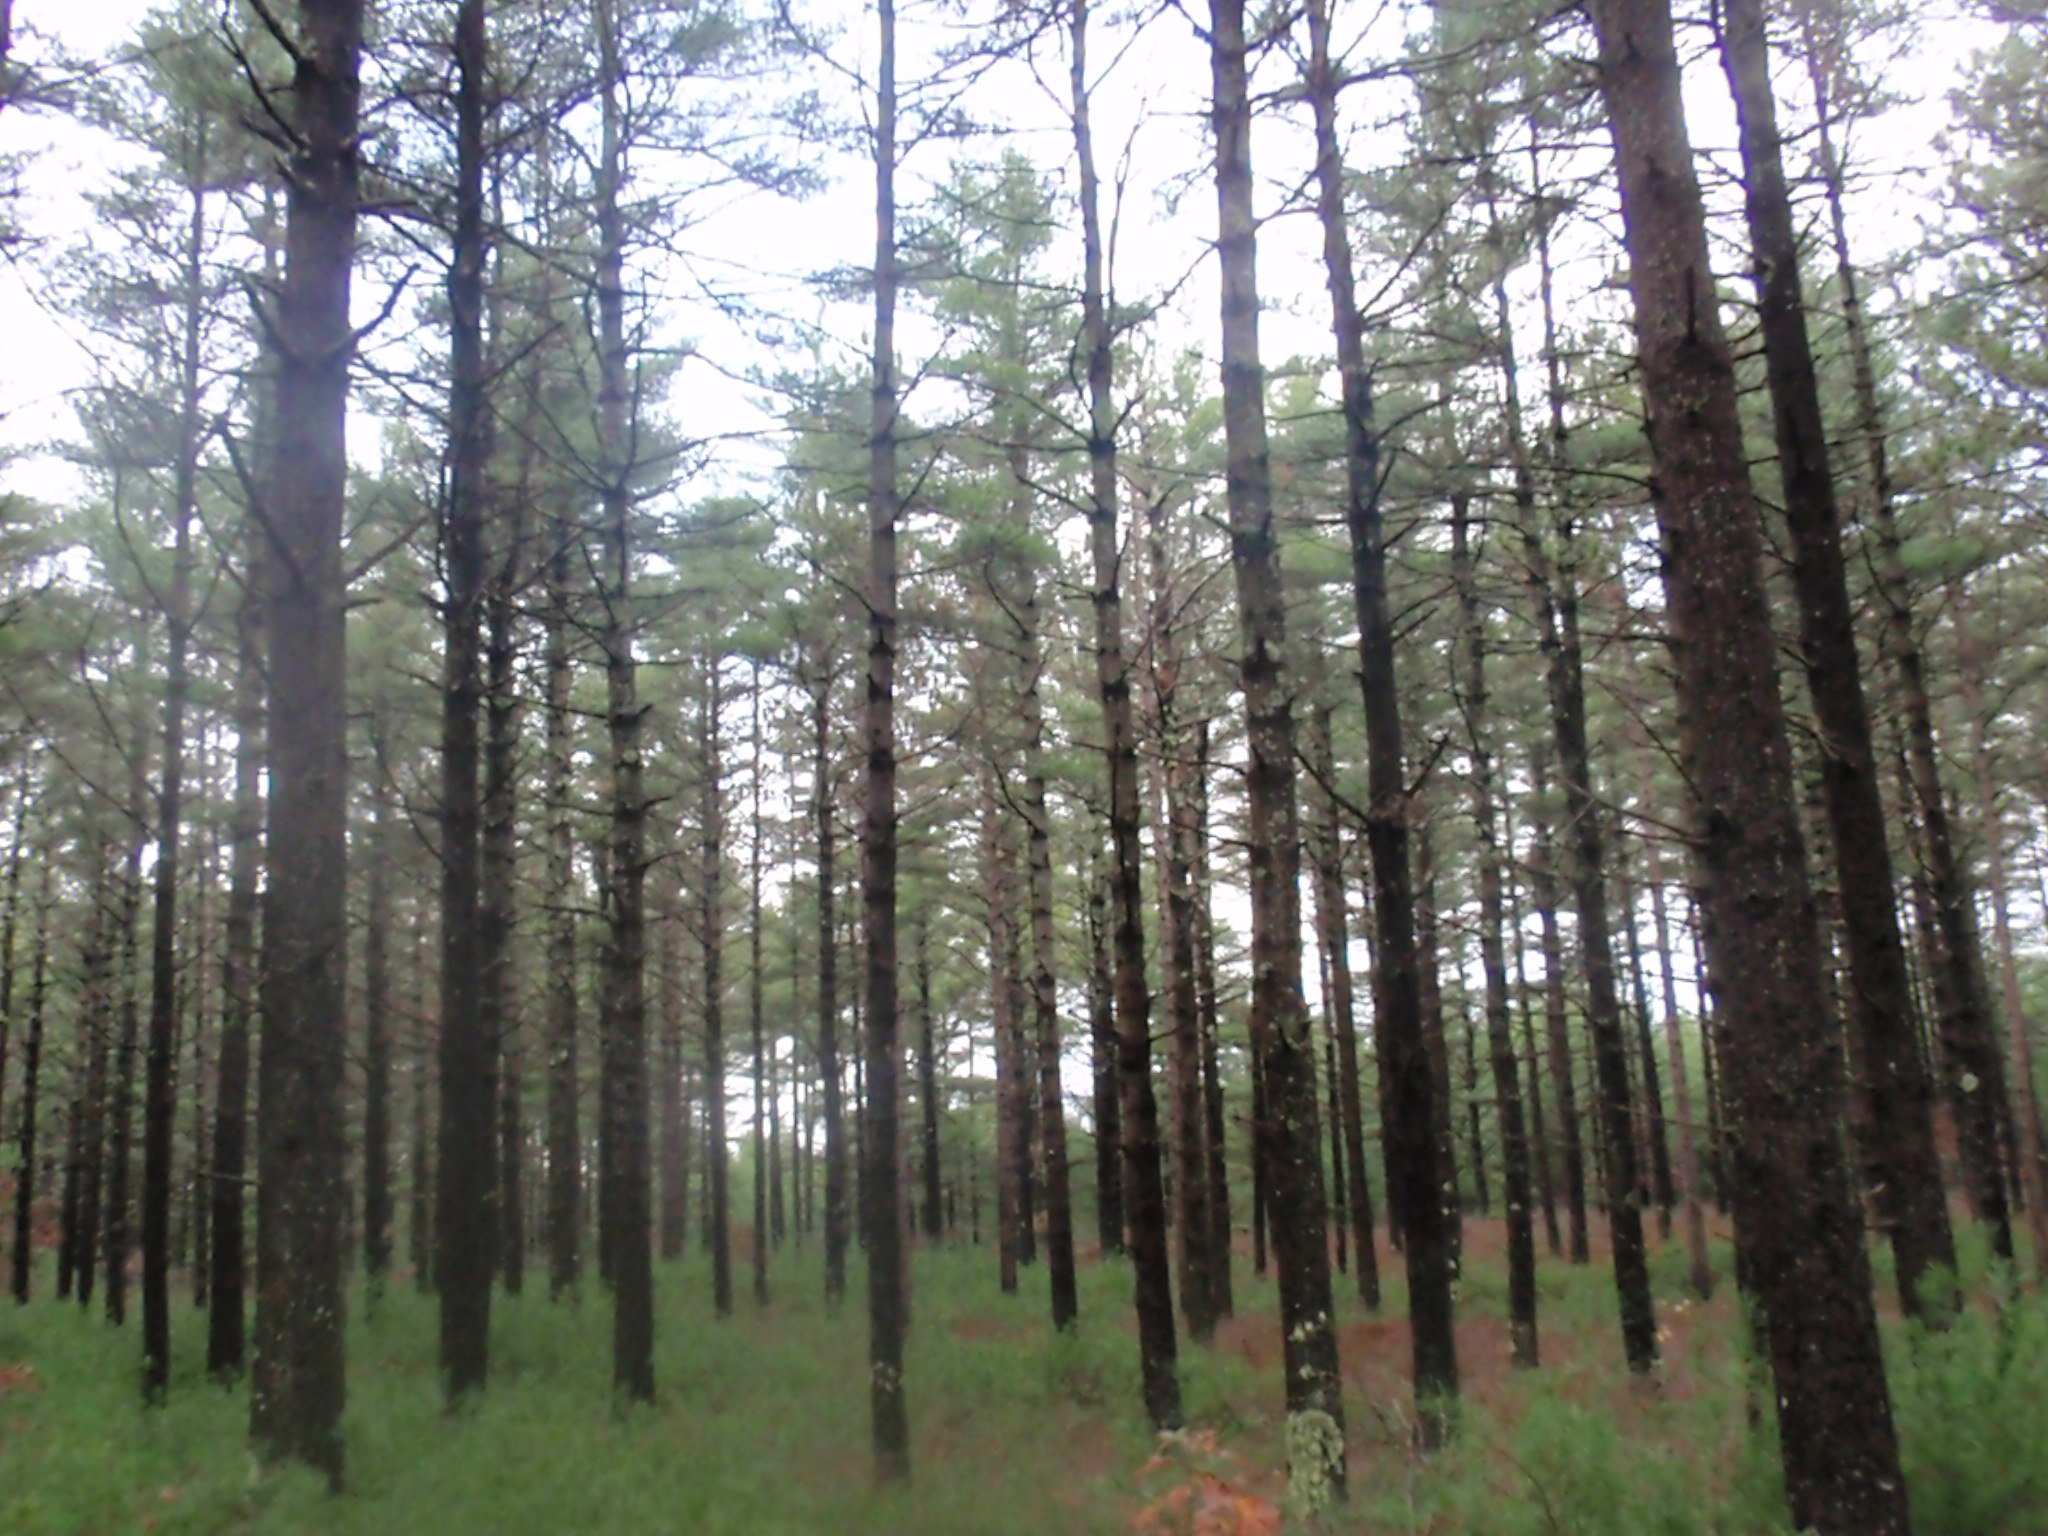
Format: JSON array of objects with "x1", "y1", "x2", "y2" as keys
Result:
[
  {"x1": 248, "y1": 0, "x2": 361, "y2": 1484},
  {"x1": 1071, "y1": 0, "x2": 1178, "y2": 1431},
  {"x1": 1309, "y1": 704, "x2": 1380, "y2": 1308},
  {"x1": 1529, "y1": 747, "x2": 1590, "y2": 1263},
  {"x1": 1504, "y1": 834, "x2": 1562, "y2": 1259},
  {"x1": 1191, "y1": 733, "x2": 1234, "y2": 1317},
  {"x1": 1719, "y1": 0, "x2": 1959, "y2": 1314},
  {"x1": 76, "y1": 898, "x2": 110, "y2": 1315},
  {"x1": 593, "y1": 0, "x2": 652, "y2": 1401},
  {"x1": 410, "y1": 922, "x2": 435, "y2": 1294},
  {"x1": 982, "y1": 777, "x2": 1024, "y2": 1298},
  {"x1": 1303, "y1": 0, "x2": 1454, "y2": 1434},
  {"x1": 1144, "y1": 502, "x2": 1214, "y2": 1340},
  {"x1": 1615, "y1": 845, "x2": 1674, "y2": 1231},
  {"x1": 9, "y1": 861, "x2": 51, "y2": 1303},
  {"x1": 1586, "y1": 0, "x2": 1910, "y2": 1522},
  {"x1": 362, "y1": 755, "x2": 395, "y2": 1296},
  {"x1": 808, "y1": 667, "x2": 849, "y2": 1305},
  {"x1": 750, "y1": 669, "x2": 771, "y2": 1307},
  {"x1": 1084, "y1": 845, "x2": 1122, "y2": 1256},
  {"x1": 1018, "y1": 567, "x2": 1079, "y2": 1329},
  {"x1": 916, "y1": 915, "x2": 943, "y2": 1242},
  {"x1": 106, "y1": 791, "x2": 146, "y2": 1327},
  {"x1": 484, "y1": 532, "x2": 524, "y2": 1299},
  {"x1": 544, "y1": 536, "x2": 581, "y2": 1301},
  {"x1": 862, "y1": 0, "x2": 909, "y2": 1477},
  {"x1": 1211, "y1": 0, "x2": 1344, "y2": 1485},
  {"x1": 142, "y1": 160, "x2": 207, "y2": 1398},
  {"x1": 699, "y1": 663, "x2": 733, "y2": 1316},
  {"x1": 1450, "y1": 496, "x2": 1537, "y2": 1367},
  {"x1": 659, "y1": 878, "x2": 688, "y2": 1261},
  {"x1": 435, "y1": 0, "x2": 495, "y2": 1406},
  {"x1": 1627, "y1": 724, "x2": 1714, "y2": 1299}
]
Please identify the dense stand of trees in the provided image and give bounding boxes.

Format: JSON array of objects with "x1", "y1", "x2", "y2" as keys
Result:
[{"x1": 1, "y1": 1, "x2": 2047, "y2": 1532}]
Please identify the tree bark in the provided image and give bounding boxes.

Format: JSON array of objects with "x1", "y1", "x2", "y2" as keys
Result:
[
  {"x1": 593, "y1": 0, "x2": 652, "y2": 1402},
  {"x1": 1719, "y1": 0, "x2": 1958, "y2": 1312},
  {"x1": 1450, "y1": 496, "x2": 1538, "y2": 1367},
  {"x1": 1070, "y1": 0, "x2": 1179, "y2": 1433},
  {"x1": 700, "y1": 662, "x2": 732, "y2": 1316},
  {"x1": 9, "y1": 861, "x2": 50, "y2": 1303},
  {"x1": 544, "y1": 532, "x2": 581, "y2": 1300},
  {"x1": 362, "y1": 751, "x2": 395, "y2": 1297},
  {"x1": 249, "y1": 0, "x2": 361, "y2": 1483},
  {"x1": 1309, "y1": 704, "x2": 1380, "y2": 1307},
  {"x1": 808, "y1": 665, "x2": 849, "y2": 1305},
  {"x1": 1303, "y1": 0, "x2": 1455, "y2": 1435},
  {"x1": 863, "y1": 0, "x2": 910, "y2": 1476},
  {"x1": 1585, "y1": 0, "x2": 1910, "y2": 1522},
  {"x1": 1211, "y1": 0, "x2": 1344, "y2": 1486}
]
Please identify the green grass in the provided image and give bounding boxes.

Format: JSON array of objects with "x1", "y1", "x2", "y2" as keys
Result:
[{"x1": 1, "y1": 1232, "x2": 2044, "y2": 1535}]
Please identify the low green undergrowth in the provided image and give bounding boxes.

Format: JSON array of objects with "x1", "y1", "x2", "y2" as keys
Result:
[{"x1": 1, "y1": 1235, "x2": 2042, "y2": 1535}]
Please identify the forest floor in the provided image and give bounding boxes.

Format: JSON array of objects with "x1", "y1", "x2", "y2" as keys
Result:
[{"x1": 1, "y1": 1217, "x2": 2044, "y2": 1536}]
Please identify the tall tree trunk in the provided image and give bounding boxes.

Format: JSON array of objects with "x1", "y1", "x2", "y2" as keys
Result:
[
  {"x1": 1626, "y1": 715, "x2": 1714, "y2": 1299},
  {"x1": 1450, "y1": 496, "x2": 1538, "y2": 1367},
  {"x1": 699, "y1": 663, "x2": 732, "y2": 1315},
  {"x1": 362, "y1": 753, "x2": 395, "y2": 1296},
  {"x1": 1718, "y1": 0, "x2": 1960, "y2": 1312},
  {"x1": 1303, "y1": 0, "x2": 1455, "y2": 1434},
  {"x1": 484, "y1": 524, "x2": 524, "y2": 1299},
  {"x1": 593, "y1": 0, "x2": 652, "y2": 1401},
  {"x1": 1070, "y1": 0, "x2": 1178, "y2": 1431},
  {"x1": 1018, "y1": 568, "x2": 1079, "y2": 1329},
  {"x1": 1529, "y1": 746, "x2": 1589, "y2": 1263},
  {"x1": 659, "y1": 877, "x2": 688, "y2": 1260},
  {"x1": 1586, "y1": 0, "x2": 1909, "y2": 1522},
  {"x1": 410, "y1": 923, "x2": 434, "y2": 1293},
  {"x1": 1615, "y1": 842, "x2": 1674, "y2": 1230},
  {"x1": 1084, "y1": 844, "x2": 1122, "y2": 1256},
  {"x1": 1956, "y1": 617, "x2": 2048, "y2": 1273},
  {"x1": 1309, "y1": 704, "x2": 1380, "y2": 1307},
  {"x1": 750, "y1": 668, "x2": 771, "y2": 1307},
  {"x1": 982, "y1": 775, "x2": 1023, "y2": 1297},
  {"x1": 435, "y1": 0, "x2": 496, "y2": 1407},
  {"x1": 808, "y1": 667, "x2": 849, "y2": 1304},
  {"x1": 1504, "y1": 826, "x2": 1562, "y2": 1258},
  {"x1": 248, "y1": 0, "x2": 361, "y2": 1484},
  {"x1": 1210, "y1": 0, "x2": 1343, "y2": 1488},
  {"x1": 143, "y1": 158, "x2": 207, "y2": 1397},
  {"x1": 862, "y1": 0, "x2": 909, "y2": 1477},
  {"x1": 543, "y1": 537, "x2": 582, "y2": 1299},
  {"x1": 1144, "y1": 497, "x2": 1214, "y2": 1341},
  {"x1": 106, "y1": 780, "x2": 146, "y2": 1326},
  {"x1": 1191, "y1": 729, "x2": 1235, "y2": 1317},
  {"x1": 916, "y1": 914, "x2": 942, "y2": 1242},
  {"x1": 9, "y1": 861, "x2": 50, "y2": 1303}
]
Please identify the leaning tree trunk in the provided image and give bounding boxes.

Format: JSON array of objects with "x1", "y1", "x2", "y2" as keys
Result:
[
  {"x1": 1069, "y1": 0, "x2": 1179, "y2": 1434},
  {"x1": 1797, "y1": 0, "x2": 2005, "y2": 1268},
  {"x1": 1586, "y1": 0, "x2": 1910, "y2": 1524},
  {"x1": 1304, "y1": 0, "x2": 1453, "y2": 1436},
  {"x1": 1718, "y1": 0, "x2": 1958, "y2": 1313},
  {"x1": 1211, "y1": 0, "x2": 1344, "y2": 1492}
]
